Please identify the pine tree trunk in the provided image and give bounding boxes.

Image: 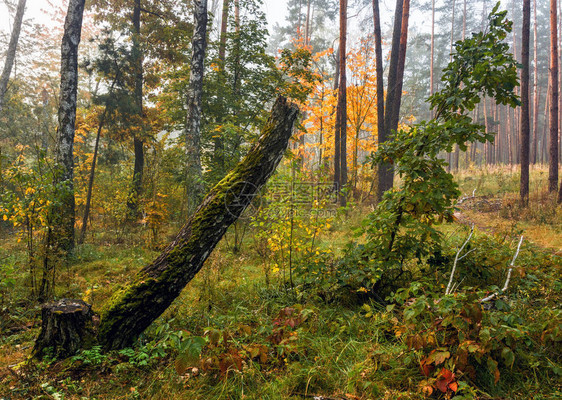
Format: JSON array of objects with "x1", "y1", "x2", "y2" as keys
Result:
[
  {"x1": 49, "y1": 0, "x2": 86, "y2": 256},
  {"x1": 372, "y1": 0, "x2": 385, "y2": 197},
  {"x1": 97, "y1": 97, "x2": 299, "y2": 350},
  {"x1": 378, "y1": 0, "x2": 409, "y2": 200},
  {"x1": 520, "y1": 0, "x2": 531, "y2": 205},
  {"x1": 549, "y1": 0, "x2": 559, "y2": 192},
  {"x1": 185, "y1": 0, "x2": 209, "y2": 212},
  {"x1": 543, "y1": 80, "x2": 550, "y2": 164},
  {"x1": 0, "y1": 0, "x2": 26, "y2": 113},
  {"x1": 531, "y1": 0, "x2": 539, "y2": 165},
  {"x1": 335, "y1": 0, "x2": 348, "y2": 206},
  {"x1": 334, "y1": 45, "x2": 341, "y2": 193},
  {"x1": 127, "y1": 0, "x2": 145, "y2": 219}
]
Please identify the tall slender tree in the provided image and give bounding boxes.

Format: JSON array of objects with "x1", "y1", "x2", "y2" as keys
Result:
[
  {"x1": 549, "y1": 0, "x2": 559, "y2": 193},
  {"x1": 520, "y1": 0, "x2": 531, "y2": 205},
  {"x1": 334, "y1": 0, "x2": 347, "y2": 205},
  {"x1": 185, "y1": 0, "x2": 209, "y2": 212},
  {"x1": 372, "y1": 0, "x2": 384, "y2": 158},
  {"x1": 447, "y1": 0, "x2": 456, "y2": 171},
  {"x1": 531, "y1": 0, "x2": 539, "y2": 164},
  {"x1": 0, "y1": 0, "x2": 27, "y2": 113},
  {"x1": 430, "y1": 0, "x2": 435, "y2": 101},
  {"x1": 211, "y1": 0, "x2": 230, "y2": 174},
  {"x1": 44, "y1": 0, "x2": 86, "y2": 289},
  {"x1": 126, "y1": 0, "x2": 145, "y2": 219},
  {"x1": 376, "y1": 0, "x2": 410, "y2": 201},
  {"x1": 96, "y1": 98, "x2": 299, "y2": 351}
]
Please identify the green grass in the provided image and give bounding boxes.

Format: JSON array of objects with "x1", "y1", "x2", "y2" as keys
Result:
[{"x1": 0, "y1": 166, "x2": 561, "y2": 399}]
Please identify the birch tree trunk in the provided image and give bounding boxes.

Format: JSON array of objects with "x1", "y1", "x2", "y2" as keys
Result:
[
  {"x1": 520, "y1": 0, "x2": 531, "y2": 205},
  {"x1": 0, "y1": 0, "x2": 27, "y2": 113},
  {"x1": 49, "y1": 0, "x2": 86, "y2": 256},
  {"x1": 97, "y1": 97, "x2": 299, "y2": 350},
  {"x1": 185, "y1": 0, "x2": 209, "y2": 212},
  {"x1": 549, "y1": 0, "x2": 559, "y2": 193}
]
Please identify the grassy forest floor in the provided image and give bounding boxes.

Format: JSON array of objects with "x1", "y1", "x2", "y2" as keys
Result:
[{"x1": 0, "y1": 165, "x2": 561, "y2": 400}]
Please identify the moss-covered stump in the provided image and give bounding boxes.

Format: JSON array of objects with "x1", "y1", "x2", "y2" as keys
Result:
[
  {"x1": 33, "y1": 299, "x2": 95, "y2": 359},
  {"x1": 97, "y1": 97, "x2": 299, "y2": 350}
]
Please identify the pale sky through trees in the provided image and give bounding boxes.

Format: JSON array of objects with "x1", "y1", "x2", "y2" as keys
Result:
[{"x1": 0, "y1": 0, "x2": 288, "y2": 37}]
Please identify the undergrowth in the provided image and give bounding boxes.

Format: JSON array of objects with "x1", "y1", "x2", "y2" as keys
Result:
[{"x1": 0, "y1": 216, "x2": 560, "y2": 399}]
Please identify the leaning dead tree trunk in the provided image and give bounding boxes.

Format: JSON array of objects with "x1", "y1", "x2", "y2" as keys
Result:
[
  {"x1": 96, "y1": 97, "x2": 298, "y2": 350},
  {"x1": 0, "y1": 0, "x2": 27, "y2": 113}
]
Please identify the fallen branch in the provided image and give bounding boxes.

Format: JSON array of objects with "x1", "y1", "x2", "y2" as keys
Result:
[
  {"x1": 457, "y1": 188, "x2": 476, "y2": 205},
  {"x1": 480, "y1": 235, "x2": 524, "y2": 303},
  {"x1": 445, "y1": 225, "x2": 475, "y2": 295}
]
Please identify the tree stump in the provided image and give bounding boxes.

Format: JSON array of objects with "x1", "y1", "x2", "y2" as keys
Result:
[{"x1": 33, "y1": 299, "x2": 95, "y2": 359}]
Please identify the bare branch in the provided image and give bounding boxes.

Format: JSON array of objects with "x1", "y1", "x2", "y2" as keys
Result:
[
  {"x1": 457, "y1": 188, "x2": 477, "y2": 205},
  {"x1": 139, "y1": 7, "x2": 165, "y2": 20},
  {"x1": 480, "y1": 235, "x2": 524, "y2": 303},
  {"x1": 445, "y1": 225, "x2": 475, "y2": 295}
]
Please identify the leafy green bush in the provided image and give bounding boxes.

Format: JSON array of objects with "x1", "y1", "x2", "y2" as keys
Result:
[{"x1": 381, "y1": 279, "x2": 562, "y2": 396}]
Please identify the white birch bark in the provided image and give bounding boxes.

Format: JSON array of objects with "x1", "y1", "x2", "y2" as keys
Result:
[
  {"x1": 185, "y1": 0, "x2": 208, "y2": 212},
  {"x1": 52, "y1": 0, "x2": 86, "y2": 253}
]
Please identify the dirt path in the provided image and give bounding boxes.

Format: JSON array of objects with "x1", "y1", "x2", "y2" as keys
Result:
[{"x1": 454, "y1": 196, "x2": 562, "y2": 257}]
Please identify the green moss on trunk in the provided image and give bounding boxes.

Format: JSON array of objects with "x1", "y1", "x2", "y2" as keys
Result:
[{"x1": 97, "y1": 97, "x2": 299, "y2": 350}]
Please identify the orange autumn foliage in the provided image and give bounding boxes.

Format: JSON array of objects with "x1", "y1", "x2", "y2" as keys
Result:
[{"x1": 296, "y1": 37, "x2": 380, "y2": 197}]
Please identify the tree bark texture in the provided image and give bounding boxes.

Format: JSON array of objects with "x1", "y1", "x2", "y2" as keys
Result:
[
  {"x1": 377, "y1": 0, "x2": 409, "y2": 201},
  {"x1": 333, "y1": 46, "x2": 340, "y2": 192},
  {"x1": 389, "y1": 0, "x2": 409, "y2": 143},
  {"x1": 559, "y1": 168, "x2": 562, "y2": 202},
  {"x1": 127, "y1": 0, "x2": 145, "y2": 218},
  {"x1": 98, "y1": 97, "x2": 299, "y2": 350},
  {"x1": 33, "y1": 299, "x2": 95, "y2": 359},
  {"x1": 520, "y1": 0, "x2": 530, "y2": 205},
  {"x1": 549, "y1": 0, "x2": 559, "y2": 192},
  {"x1": 335, "y1": 0, "x2": 347, "y2": 206},
  {"x1": 212, "y1": 0, "x2": 229, "y2": 175},
  {"x1": 51, "y1": 0, "x2": 86, "y2": 254},
  {"x1": 532, "y1": 0, "x2": 539, "y2": 164},
  {"x1": 372, "y1": 0, "x2": 385, "y2": 143},
  {"x1": 185, "y1": 0, "x2": 208, "y2": 213},
  {"x1": 0, "y1": 0, "x2": 27, "y2": 113}
]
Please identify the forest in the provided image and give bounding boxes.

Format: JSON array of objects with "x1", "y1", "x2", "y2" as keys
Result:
[{"x1": 0, "y1": 0, "x2": 560, "y2": 398}]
